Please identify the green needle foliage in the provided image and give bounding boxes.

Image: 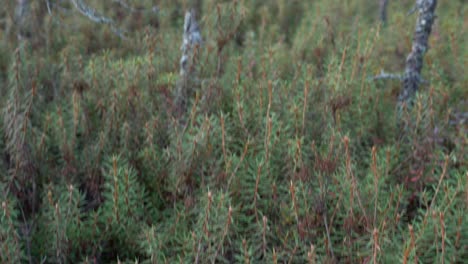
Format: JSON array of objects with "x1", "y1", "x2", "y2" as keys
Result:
[{"x1": 0, "y1": 0, "x2": 466, "y2": 263}]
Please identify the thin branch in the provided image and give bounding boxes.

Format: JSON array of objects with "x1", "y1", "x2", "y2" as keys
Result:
[
  {"x1": 69, "y1": 0, "x2": 112, "y2": 24},
  {"x1": 368, "y1": 70, "x2": 429, "y2": 84},
  {"x1": 69, "y1": 0, "x2": 127, "y2": 38},
  {"x1": 45, "y1": 0, "x2": 54, "y2": 15},
  {"x1": 323, "y1": 214, "x2": 335, "y2": 260},
  {"x1": 112, "y1": 0, "x2": 158, "y2": 13},
  {"x1": 51, "y1": 3, "x2": 74, "y2": 15},
  {"x1": 368, "y1": 70, "x2": 404, "y2": 81}
]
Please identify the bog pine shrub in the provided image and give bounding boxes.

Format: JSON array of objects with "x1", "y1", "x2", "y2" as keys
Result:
[{"x1": 0, "y1": 0, "x2": 466, "y2": 263}]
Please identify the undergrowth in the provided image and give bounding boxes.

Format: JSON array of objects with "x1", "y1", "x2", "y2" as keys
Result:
[{"x1": 0, "y1": 0, "x2": 466, "y2": 263}]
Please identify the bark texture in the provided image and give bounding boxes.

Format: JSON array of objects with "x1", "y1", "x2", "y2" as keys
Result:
[
  {"x1": 398, "y1": 0, "x2": 437, "y2": 108},
  {"x1": 175, "y1": 10, "x2": 202, "y2": 116}
]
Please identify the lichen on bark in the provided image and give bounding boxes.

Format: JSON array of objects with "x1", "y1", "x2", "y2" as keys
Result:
[{"x1": 398, "y1": 0, "x2": 437, "y2": 109}]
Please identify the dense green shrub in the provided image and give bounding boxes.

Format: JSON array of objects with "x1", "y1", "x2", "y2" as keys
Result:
[{"x1": 0, "y1": 0, "x2": 466, "y2": 263}]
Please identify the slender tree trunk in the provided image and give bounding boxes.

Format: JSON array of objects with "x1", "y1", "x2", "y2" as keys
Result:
[
  {"x1": 398, "y1": 0, "x2": 437, "y2": 109},
  {"x1": 15, "y1": 0, "x2": 30, "y2": 40},
  {"x1": 379, "y1": 0, "x2": 389, "y2": 24},
  {"x1": 175, "y1": 10, "x2": 202, "y2": 117}
]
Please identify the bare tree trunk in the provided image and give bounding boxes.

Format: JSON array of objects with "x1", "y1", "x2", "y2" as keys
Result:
[
  {"x1": 379, "y1": 0, "x2": 389, "y2": 24},
  {"x1": 398, "y1": 0, "x2": 437, "y2": 109},
  {"x1": 15, "y1": 0, "x2": 30, "y2": 40},
  {"x1": 174, "y1": 10, "x2": 202, "y2": 117}
]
